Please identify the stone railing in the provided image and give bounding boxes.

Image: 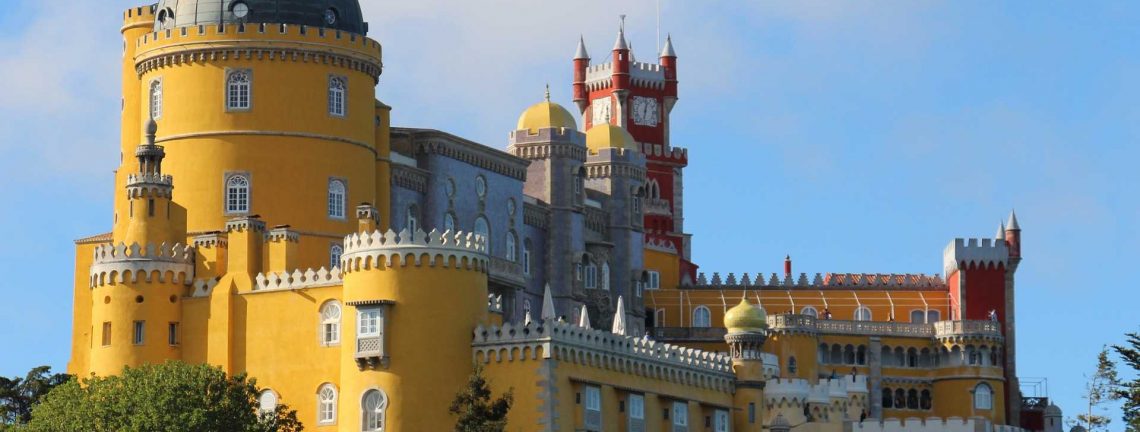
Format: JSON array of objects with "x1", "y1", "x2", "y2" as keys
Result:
[
  {"x1": 488, "y1": 256, "x2": 526, "y2": 287},
  {"x1": 649, "y1": 327, "x2": 727, "y2": 342},
  {"x1": 933, "y1": 320, "x2": 1003, "y2": 340},
  {"x1": 766, "y1": 314, "x2": 934, "y2": 338},
  {"x1": 473, "y1": 319, "x2": 735, "y2": 392},
  {"x1": 643, "y1": 198, "x2": 672, "y2": 216}
]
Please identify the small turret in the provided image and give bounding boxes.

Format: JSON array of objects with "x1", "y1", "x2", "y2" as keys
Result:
[
  {"x1": 784, "y1": 255, "x2": 792, "y2": 279},
  {"x1": 660, "y1": 34, "x2": 678, "y2": 102},
  {"x1": 611, "y1": 18, "x2": 631, "y2": 92},
  {"x1": 1005, "y1": 210, "x2": 1021, "y2": 260},
  {"x1": 996, "y1": 222, "x2": 1006, "y2": 241},
  {"x1": 122, "y1": 118, "x2": 185, "y2": 246},
  {"x1": 572, "y1": 36, "x2": 590, "y2": 113},
  {"x1": 723, "y1": 298, "x2": 769, "y2": 431}
]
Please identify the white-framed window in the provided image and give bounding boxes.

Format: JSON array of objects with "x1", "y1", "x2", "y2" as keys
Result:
[
  {"x1": 693, "y1": 306, "x2": 711, "y2": 328},
  {"x1": 443, "y1": 212, "x2": 456, "y2": 232},
  {"x1": 714, "y1": 409, "x2": 730, "y2": 432},
  {"x1": 317, "y1": 384, "x2": 338, "y2": 425},
  {"x1": 672, "y1": 401, "x2": 688, "y2": 427},
  {"x1": 474, "y1": 216, "x2": 490, "y2": 252},
  {"x1": 320, "y1": 300, "x2": 341, "y2": 346},
  {"x1": 522, "y1": 240, "x2": 531, "y2": 275},
  {"x1": 628, "y1": 393, "x2": 645, "y2": 420},
  {"x1": 330, "y1": 244, "x2": 343, "y2": 270},
  {"x1": 226, "y1": 69, "x2": 251, "y2": 111},
  {"x1": 405, "y1": 205, "x2": 418, "y2": 233},
  {"x1": 600, "y1": 263, "x2": 610, "y2": 291},
  {"x1": 506, "y1": 231, "x2": 518, "y2": 262},
  {"x1": 362, "y1": 389, "x2": 387, "y2": 431},
  {"x1": 647, "y1": 271, "x2": 661, "y2": 289},
  {"x1": 258, "y1": 390, "x2": 278, "y2": 413},
  {"x1": 974, "y1": 383, "x2": 993, "y2": 410},
  {"x1": 358, "y1": 308, "x2": 381, "y2": 338},
  {"x1": 149, "y1": 78, "x2": 163, "y2": 119},
  {"x1": 584, "y1": 263, "x2": 598, "y2": 289},
  {"x1": 328, "y1": 179, "x2": 346, "y2": 219},
  {"x1": 584, "y1": 385, "x2": 601, "y2": 430},
  {"x1": 328, "y1": 75, "x2": 347, "y2": 117},
  {"x1": 854, "y1": 306, "x2": 872, "y2": 321},
  {"x1": 132, "y1": 320, "x2": 145, "y2": 345},
  {"x1": 225, "y1": 174, "x2": 250, "y2": 214},
  {"x1": 800, "y1": 306, "x2": 819, "y2": 318}
]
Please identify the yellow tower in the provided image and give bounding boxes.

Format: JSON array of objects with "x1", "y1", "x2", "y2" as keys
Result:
[
  {"x1": 338, "y1": 226, "x2": 490, "y2": 431},
  {"x1": 723, "y1": 298, "x2": 771, "y2": 431}
]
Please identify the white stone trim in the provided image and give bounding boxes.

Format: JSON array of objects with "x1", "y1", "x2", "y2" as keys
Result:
[
  {"x1": 341, "y1": 229, "x2": 488, "y2": 273},
  {"x1": 89, "y1": 242, "x2": 195, "y2": 287}
]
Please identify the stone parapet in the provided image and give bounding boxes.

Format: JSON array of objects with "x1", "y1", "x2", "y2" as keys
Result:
[
  {"x1": 341, "y1": 229, "x2": 487, "y2": 273},
  {"x1": 89, "y1": 242, "x2": 195, "y2": 287}
]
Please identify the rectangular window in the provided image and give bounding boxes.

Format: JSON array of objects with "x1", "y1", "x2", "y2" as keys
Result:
[
  {"x1": 583, "y1": 385, "x2": 601, "y2": 431},
  {"x1": 132, "y1": 321, "x2": 145, "y2": 345},
  {"x1": 148, "y1": 199, "x2": 155, "y2": 217},
  {"x1": 149, "y1": 79, "x2": 162, "y2": 119},
  {"x1": 168, "y1": 322, "x2": 180, "y2": 345},
  {"x1": 358, "y1": 309, "x2": 381, "y2": 337},
  {"x1": 672, "y1": 401, "x2": 688, "y2": 427},
  {"x1": 628, "y1": 393, "x2": 645, "y2": 432},
  {"x1": 226, "y1": 70, "x2": 251, "y2": 111},
  {"x1": 101, "y1": 322, "x2": 112, "y2": 346},
  {"x1": 648, "y1": 271, "x2": 661, "y2": 289},
  {"x1": 748, "y1": 403, "x2": 755, "y2": 423},
  {"x1": 714, "y1": 410, "x2": 730, "y2": 432},
  {"x1": 523, "y1": 249, "x2": 531, "y2": 275}
]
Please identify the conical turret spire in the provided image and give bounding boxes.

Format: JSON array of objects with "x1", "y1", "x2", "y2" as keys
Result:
[
  {"x1": 578, "y1": 305, "x2": 591, "y2": 329},
  {"x1": 996, "y1": 222, "x2": 1006, "y2": 240},
  {"x1": 660, "y1": 34, "x2": 676, "y2": 57},
  {"x1": 613, "y1": 16, "x2": 629, "y2": 51},
  {"x1": 540, "y1": 283, "x2": 556, "y2": 321},
  {"x1": 1006, "y1": 210, "x2": 1020, "y2": 231},
  {"x1": 574, "y1": 35, "x2": 590, "y2": 60},
  {"x1": 611, "y1": 296, "x2": 627, "y2": 335}
]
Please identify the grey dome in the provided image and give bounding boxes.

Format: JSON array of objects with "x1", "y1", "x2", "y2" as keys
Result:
[{"x1": 153, "y1": 0, "x2": 367, "y2": 35}]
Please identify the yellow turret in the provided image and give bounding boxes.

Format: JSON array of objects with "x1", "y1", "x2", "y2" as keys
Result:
[{"x1": 723, "y1": 298, "x2": 770, "y2": 432}]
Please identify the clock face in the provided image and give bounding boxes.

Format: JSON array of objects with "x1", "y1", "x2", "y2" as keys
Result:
[
  {"x1": 232, "y1": 2, "x2": 249, "y2": 18},
  {"x1": 632, "y1": 96, "x2": 659, "y2": 127},
  {"x1": 591, "y1": 97, "x2": 612, "y2": 126}
]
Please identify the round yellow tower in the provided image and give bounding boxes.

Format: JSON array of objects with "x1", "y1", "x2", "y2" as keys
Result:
[
  {"x1": 723, "y1": 298, "x2": 771, "y2": 431},
  {"x1": 337, "y1": 228, "x2": 490, "y2": 431},
  {"x1": 119, "y1": 0, "x2": 384, "y2": 245}
]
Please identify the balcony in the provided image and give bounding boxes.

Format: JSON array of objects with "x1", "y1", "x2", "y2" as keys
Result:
[
  {"x1": 354, "y1": 336, "x2": 386, "y2": 369},
  {"x1": 644, "y1": 199, "x2": 672, "y2": 216},
  {"x1": 933, "y1": 320, "x2": 1003, "y2": 340},
  {"x1": 488, "y1": 256, "x2": 526, "y2": 287},
  {"x1": 650, "y1": 315, "x2": 1002, "y2": 343},
  {"x1": 649, "y1": 327, "x2": 727, "y2": 342}
]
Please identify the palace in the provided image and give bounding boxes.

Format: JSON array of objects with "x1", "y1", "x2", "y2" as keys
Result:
[{"x1": 68, "y1": 1, "x2": 1064, "y2": 431}]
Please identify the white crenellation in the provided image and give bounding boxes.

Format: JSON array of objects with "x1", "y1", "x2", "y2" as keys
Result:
[
  {"x1": 225, "y1": 217, "x2": 267, "y2": 233},
  {"x1": 765, "y1": 376, "x2": 869, "y2": 407},
  {"x1": 126, "y1": 173, "x2": 174, "y2": 199},
  {"x1": 472, "y1": 319, "x2": 735, "y2": 392},
  {"x1": 688, "y1": 272, "x2": 944, "y2": 289},
  {"x1": 644, "y1": 237, "x2": 677, "y2": 254},
  {"x1": 192, "y1": 233, "x2": 227, "y2": 249},
  {"x1": 943, "y1": 238, "x2": 1009, "y2": 276},
  {"x1": 341, "y1": 229, "x2": 488, "y2": 273},
  {"x1": 265, "y1": 227, "x2": 299, "y2": 243},
  {"x1": 251, "y1": 267, "x2": 341, "y2": 292},
  {"x1": 488, "y1": 294, "x2": 503, "y2": 313},
  {"x1": 854, "y1": 416, "x2": 1028, "y2": 432},
  {"x1": 190, "y1": 278, "x2": 217, "y2": 297},
  {"x1": 89, "y1": 242, "x2": 195, "y2": 287}
]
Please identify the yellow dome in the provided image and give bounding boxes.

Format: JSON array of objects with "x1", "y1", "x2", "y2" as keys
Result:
[
  {"x1": 585, "y1": 123, "x2": 638, "y2": 154},
  {"x1": 724, "y1": 298, "x2": 767, "y2": 333},
  {"x1": 517, "y1": 99, "x2": 577, "y2": 133}
]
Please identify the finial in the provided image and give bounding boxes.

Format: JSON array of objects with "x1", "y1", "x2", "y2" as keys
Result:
[
  {"x1": 145, "y1": 117, "x2": 158, "y2": 146},
  {"x1": 614, "y1": 16, "x2": 630, "y2": 51},
  {"x1": 544, "y1": 84, "x2": 551, "y2": 102}
]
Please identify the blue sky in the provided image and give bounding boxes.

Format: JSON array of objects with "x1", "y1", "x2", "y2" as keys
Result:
[{"x1": 1, "y1": 0, "x2": 1137, "y2": 426}]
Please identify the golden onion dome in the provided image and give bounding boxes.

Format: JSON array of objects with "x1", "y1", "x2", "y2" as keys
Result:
[
  {"x1": 585, "y1": 123, "x2": 638, "y2": 154},
  {"x1": 517, "y1": 89, "x2": 577, "y2": 133},
  {"x1": 724, "y1": 298, "x2": 767, "y2": 333}
]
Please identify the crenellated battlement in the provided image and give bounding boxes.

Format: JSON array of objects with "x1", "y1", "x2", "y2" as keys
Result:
[
  {"x1": 133, "y1": 22, "x2": 382, "y2": 81},
  {"x1": 641, "y1": 143, "x2": 688, "y2": 164},
  {"x1": 584, "y1": 61, "x2": 666, "y2": 90},
  {"x1": 252, "y1": 267, "x2": 342, "y2": 293},
  {"x1": 341, "y1": 229, "x2": 487, "y2": 273},
  {"x1": 765, "y1": 376, "x2": 869, "y2": 406},
  {"x1": 89, "y1": 242, "x2": 195, "y2": 287},
  {"x1": 122, "y1": 5, "x2": 157, "y2": 23},
  {"x1": 472, "y1": 318, "x2": 735, "y2": 392},
  {"x1": 645, "y1": 236, "x2": 678, "y2": 254},
  {"x1": 126, "y1": 173, "x2": 174, "y2": 199},
  {"x1": 688, "y1": 272, "x2": 945, "y2": 290},
  {"x1": 585, "y1": 148, "x2": 646, "y2": 180},
  {"x1": 943, "y1": 238, "x2": 1009, "y2": 275}
]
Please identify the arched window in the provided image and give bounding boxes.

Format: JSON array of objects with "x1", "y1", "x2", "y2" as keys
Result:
[
  {"x1": 894, "y1": 347, "x2": 905, "y2": 367},
  {"x1": 328, "y1": 76, "x2": 347, "y2": 117},
  {"x1": 362, "y1": 389, "x2": 387, "y2": 431},
  {"x1": 967, "y1": 345, "x2": 979, "y2": 365},
  {"x1": 819, "y1": 344, "x2": 830, "y2": 364},
  {"x1": 974, "y1": 383, "x2": 993, "y2": 410},
  {"x1": 149, "y1": 79, "x2": 162, "y2": 119},
  {"x1": 907, "y1": 389, "x2": 919, "y2": 409},
  {"x1": 522, "y1": 239, "x2": 532, "y2": 275},
  {"x1": 920, "y1": 348, "x2": 932, "y2": 367},
  {"x1": 584, "y1": 262, "x2": 597, "y2": 289},
  {"x1": 856, "y1": 345, "x2": 867, "y2": 365},
  {"x1": 258, "y1": 389, "x2": 278, "y2": 413},
  {"x1": 226, "y1": 70, "x2": 251, "y2": 110},
  {"x1": 882, "y1": 388, "x2": 893, "y2": 408},
  {"x1": 317, "y1": 384, "x2": 338, "y2": 424},
  {"x1": 692, "y1": 306, "x2": 711, "y2": 328},
  {"x1": 320, "y1": 300, "x2": 341, "y2": 346},
  {"x1": 831, "y1": 344, "x2": 842, "y2": 364},
  {"x1": 443, "y1": 212, "x2": 456, "y2": 232},
  {"x1": 328, "y1": 179, "x2": 346, "y2": 219},
  {"x1": 907, "y1": 348, "x2": 918, "y2": 367},
  {"x1": 600, "y1": 262, "x2": 610, "y2": 291},
  {"x1": 405, "y1": 205, "x2": 419, "y2": 233},
  {"x1": 854, "y1": 306, "x2": 872, "y2": 321},
  {"x1": 800, "y1": 306, "x2": 818, "y2": 318},
  {"x1": 881, "y1": 346, "x2": 893, "y2": 367},
  {"x1": 226, "y1": 174, "x2": 250, "y2": 213},
  {"x1": 920, "y1": 390, "x2": 932, "y2": 410},
  {"x1": 843, "y1": 345, "x2": 856, "y2": 365},
  {"x1": 927, "y1": 310, "x2": 940, "y2": 323},
  {"x1": 788, "y1": 356, "x2": 797, "y2": 374},
  {"x1": 474, "y1": 216, "x2": 490, "y2": 252},
  {"x1": 894, "y1": 389, "x2": 905, "y2": 409},
  {"x1": 506, "y1": 232, "x2": 517, "y2": 262},
  {"x1": 910, "y1": 310, "x2": 926, "y2": 323}
]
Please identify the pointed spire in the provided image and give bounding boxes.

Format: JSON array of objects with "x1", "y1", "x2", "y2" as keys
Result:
[
  {"x1": 1006, "y1": 210, "x2": 1020, "y2": 231},
  {"x1": 540, "y1": 283, "x2": 556, "y2": 321},
  {"x1": 544, "y1": 84, "x2": 551, "y2": 102},
  {"x1": 613, "y1": 16, "x2": 629, "y2": 51},
  {"x1": 660, "y1": 34, "x2": 676, "y2": 57},
  {"x1": 629, "y1": 42, "x2": 636, "y2": 63},
  {"x1": 578, "y1": 305, "x2": 591, "y2": 329},
  {"x1": 611, "y1": 296, "x2": 627, "y2": 335},
  {"x1": 574, "y1": 35, "x2": 590, "y2": 60},
  {"x1": 996, "y1": 222, "x2": 1006, "y2": 240},
  {"x1": 524, "y1": 310, "x2": 533, "y2": 326}
]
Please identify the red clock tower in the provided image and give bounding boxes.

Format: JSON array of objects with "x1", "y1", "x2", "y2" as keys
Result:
[{"x1": 573, "y1": 25, "x2": 697, "y2": 283}]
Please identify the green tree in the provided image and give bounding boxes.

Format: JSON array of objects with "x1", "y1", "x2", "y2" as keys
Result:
[
  {"x1": 1114, "y1": 332, "x2": 1140, "y2": 432},
  {"x1": 0, "y1": 366, "x2": 69, "y2": 426},
  {"x1": 449, "y1": 365, "x2": 513, "y2": 432},
  {"x1": 23, "y1": 361, "x2": 302, "y2": 432},
  {"x1": 1070, "y1": 347, "x2": 1122, "y2": 432}
]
